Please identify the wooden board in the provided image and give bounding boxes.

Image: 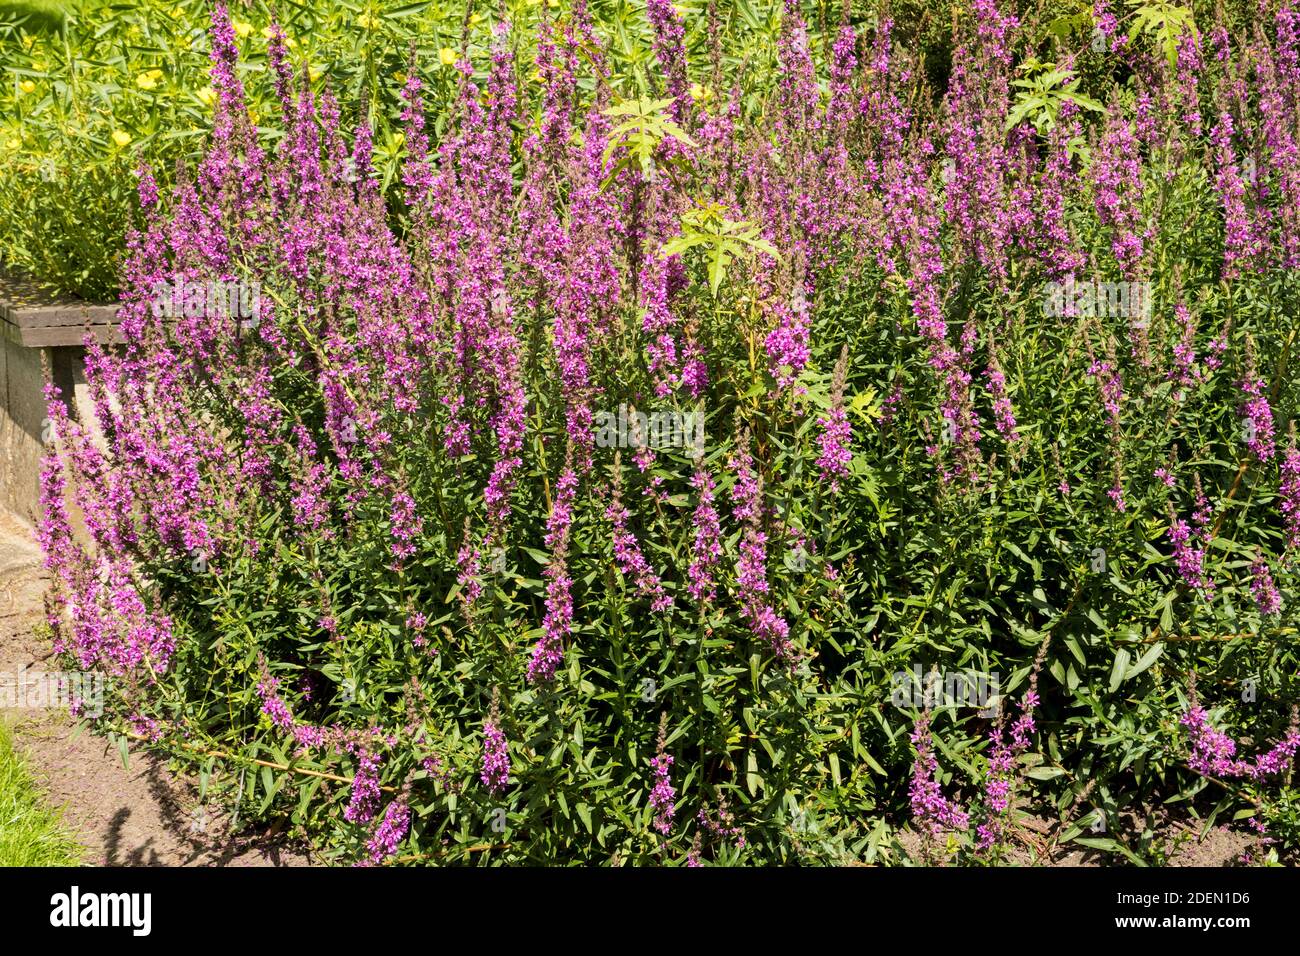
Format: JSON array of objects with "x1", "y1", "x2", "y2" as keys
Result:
[{"x1": 0, "y1": 265, "x2": 123, "y2": 348}]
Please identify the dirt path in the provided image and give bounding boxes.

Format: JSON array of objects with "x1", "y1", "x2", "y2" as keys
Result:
[
  {"x1": 895, "y1": 805, "x2": 1254, "y2": 866},
  {"x1": 0, "y1": 510, "x2": 310, "y2": 866}
]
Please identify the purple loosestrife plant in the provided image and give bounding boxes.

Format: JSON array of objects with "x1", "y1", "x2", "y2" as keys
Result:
[
  {"x1": 1249, "y1": 558, "x2": 1283, "y2": 616},
  {"x1": 529, "y1": 459, "x2": 579, "y2": 683},
  {"x1": 648, "y1": 713, "x2": 676, "y2": 838},
  {"x1": 607, "y1": 454, "x2": 673, "y2": 613},
  {"x1": 481, "y1": 713, "x2": 511, "y2": 797},
  {"x1": 1092, "y1": 105, "x2": 1146, "y2": 279},
  {"x1": 984, "y1": 350, "x2": 1018, "y2": 443},
  {"x1": 1038, "y1": 98, "x2": 1086, "y2": 279},
  {"x1": 1169, "y1": 303, "x2": 1201, "y2": 393},
  {"x1": 975, "y1": 690, "x2": 1038, "y2": 852},
  {"x1": 1088, "y1": 344, "x2": 1124, "y2": 430},
  {"x1": 815, "y1": 346, "x2": 853, "y2": 491},
  {"x1": 646, "y1": 0, "x2": 691, "y2": 127},
  {"x1": 885, "y1": 141, "x2": 982, "y2": 486},
  {"x1": 729, "y1": 437, "x2": 791, "y2": 661},
  {"x1": 941, "y1": 0, "x2": 1019, "y2": 281},
  {"x1": 32, "y1": 0, "x2": 1300, "y2": 867},
  {"x1": 343, "y1": 748, "x2": 383, "y2": 825},
  {"x1": 1238, "y1": 337, "x2": 1276, "y2": 463},
  {"x1": 975, "y1": 641, "x2": 1048, "y2": 854},
  {"x1": 1280, "y1": 423, "x2": 1300, "y2": 552},
  {"x1": 1182, "y1": 700, "x2": 1300, "y2": 782},
  {"x1": 1210, "y1": 104, "x2": 1265, "y2": 279},
  {"x1": 256, "y1": 661, "x2": 295, "y2": 733},
  {"x1": 455, "y1": 524, "x2": 486, "y2": 618},
  {"x1": 909, "y1": 712, "x2": 971, "y2": 845},
  {"x1": 1166, "y1": 504, "x2": 1215, "y2": 598},
  {"x1": 361, "y1": 798, "x2": 411, "y2": 867},
  {"x1": 686, "y1": 462, "x2": 723, "y2": 605}
]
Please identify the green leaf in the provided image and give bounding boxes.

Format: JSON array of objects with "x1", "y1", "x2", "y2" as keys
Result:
[
  {"x1": 659, "y1": 234, "x2": 708, "y2": 258},
  {"x1": 1109, "y1": 647, "x2": 1131, "y2": 693},
  {"x1": 708, "y1": 243, "x2": 731, "y2": 295},
  {"x1": 1126, "y1": 642, "x2": 1164, "y2": 679},
  {"x1": 1072, "y1": 835, "x2": 1146, "y2": 866},
  {"x1": 1025, "y1": 766, "x2": 1067, "y2": 781}
]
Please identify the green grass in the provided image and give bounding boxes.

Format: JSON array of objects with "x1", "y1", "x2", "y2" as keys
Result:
[
  {"x1": 0, "y1": 720, "x2": 81, "y2": 866},
  {"x1": 0, "y1": 0, "x2": 72, "y2": 33}
]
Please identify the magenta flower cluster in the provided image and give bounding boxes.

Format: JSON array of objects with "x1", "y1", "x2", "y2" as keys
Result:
[
  {"x1": 481, "y1": 719, "x2": 510, "y2": 796},
  {"x1": 1182, "y1": 707, "x2": 1300, "y2": 781},
  {"x1": 649, "y1": 753, "x2": 676, "y2": 836},
  {"x1": 909, "y1": 713, "x2": 971, "y2": 838}
]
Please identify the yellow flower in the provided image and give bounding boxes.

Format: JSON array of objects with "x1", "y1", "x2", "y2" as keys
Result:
[
  {"x1": 470, "y1": 13, "x2": 482, "y2": 24},
  {"x1": 308, "y1": 66, "x2": 322, "y2": 83},
  {"x1": 261, "y1": 27, "x2": 297, "y2": 48},
  {"x1": 135, "y1": 70, "x2": 164, "y2": 91},
  {"x1": 197, "y1": 86, "x2": 216, "y2": 106},
  {"x1": 111, "y1": 130, "x2": 132, "y2": 148},
  {"x1": 248, "y1": 109, "x2": 260, "y2": 125},
  {"x1": 5, "y1": 138, "x2": 20, "y2": 150},
  {"x1": 232, "y1": 20, "x2": 253, "y2": 38},
  {"x1": 689, "y1": 82, "x2": 712, "y2": 102},
  {"x1": 393, "y1": 71, "x2": 407, "y2": 84},
  {"x1": 438, "y1": 47, "x2": 457, "y2": 66},
  {"x1": 19, "y1": 80, "x2": 36, "y2": 94}
]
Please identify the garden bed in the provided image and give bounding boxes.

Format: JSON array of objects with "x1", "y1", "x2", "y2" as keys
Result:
[{"x1": 5, "y1": 0, "x2": 1300, "y2": 868}]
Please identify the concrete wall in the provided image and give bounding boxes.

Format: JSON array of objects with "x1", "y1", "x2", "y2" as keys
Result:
[
  {"x1": 1, "y1": 333, "x2": 48, "y2": 526},
  {"x1": 0, "y1": 337, "x2": 101, "y2": 537}
]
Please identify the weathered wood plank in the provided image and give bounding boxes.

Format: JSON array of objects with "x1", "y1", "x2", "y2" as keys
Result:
[
  {"x1": 0, "y1": 265, "x2": 124, "y2": 346},
  {"x1": 3, "y1": 302, "x2": 121, "y2": 329},
  {"x1": 4, "y1": 323, "x2": 124, "y2": 348}
]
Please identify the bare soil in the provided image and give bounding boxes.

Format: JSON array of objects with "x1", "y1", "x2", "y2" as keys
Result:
[{"x1": 893, "y1": 792, "x2": 1259, "y2": 866}]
